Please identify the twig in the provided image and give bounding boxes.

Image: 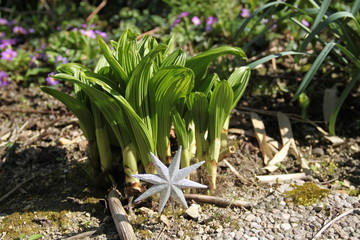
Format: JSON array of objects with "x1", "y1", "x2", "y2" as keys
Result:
[
  {"x1": 256, "y1": 173, "x2": 309, "y2": 183},
  {"x1": 136, "y1": 27, "x2": 161, "y2": 40},
  {"x1": 312, "y1": 208, "x2": 360, "y2": 240},
  {"x1": 62, "y1": 228, "x2": 100, "y2": 240},
  {"x1": 0, "y1": 108, "x2": 72, "y2": 115},
  {"x1": 223, "y1": 159, "x2": 251, "y2": 184},
  {"x1": 0, "y1": 174, "x2": 36, "y2": 203},
  {"x1": 107, "y1": 189, "x2": 137, "y2": 240},
  {"x1": 86, "y1": 0, "x2": 107, "y2": 22},
  {"x1": 219, "y1": 146, "x2": 236, "y2": 161},
  {"x1": 184, "y1": 194, "x2": 252, "y2": 208}
]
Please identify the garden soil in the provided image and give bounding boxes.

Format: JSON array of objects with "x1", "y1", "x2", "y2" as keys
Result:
[{"x1": 0, "y1": 83, "x2": 359, "y2": 240}]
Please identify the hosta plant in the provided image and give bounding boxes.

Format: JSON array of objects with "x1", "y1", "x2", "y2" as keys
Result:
[{"x1": 41, "y1": 29, "x2": 250, "y2": 191}]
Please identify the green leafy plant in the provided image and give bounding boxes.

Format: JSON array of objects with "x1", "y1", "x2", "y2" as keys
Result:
[
  {"x1": 41, "y1": 29, "x2": 249, "y2": 191},
  {"x1": 236, "y1": 0, "x2": 360, "y2": 135}
]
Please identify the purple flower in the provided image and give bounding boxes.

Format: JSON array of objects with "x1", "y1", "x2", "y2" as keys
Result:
[
  {"x1": 206, "y1": 16, "x2": 218, "y2": 25},
  {"x1": 28, "y1": 28, "x2": 35, "y2": 33},
  {"x1": 80, "y1": 29, "x2": 96, "y2": 39},
  {"x1": 0, "y1": 39, "x2": 16, "y2": 49},
  {"x1": 95, "y1": 30, "x2": 107, "y2": 38},
  {"x1": 55, "y1": 55, "x2": 69, "y2": 64},
  {"x1": 0, "y1": 71, "x2": 10, "y2": 86},
  {"x1": 1, "y1": 48, "x2": 17, "y2": 60},
  {"x1": 205, "y1": 16, "x2": 218, "y2": 31},
  {"x1": 301, "y1": 19, "x2": 310, "y2": 27},
  {"x1": 240, "y1": 8, "x2": 250, "y2": 18},
  {"x1": 178, "y1": 12, "x2": 189, "y2": 18},
  {"x1": 0, "y1": 18, "x2": 9, "y2": 25},
  {"x1": 0, "y1": 32, "x2": 5, "y2": 38},
  {"x1": 29, "y1": 55, "x2": 37, "y2": 68},
  {"x1": 171, "y1": 18, "x2": 181, "y2": 28},
  {"x1": 12, "y1": 26, "x2": 28, "y2": 34},
  {"x1": 45, "y1": 72, "x2": 59, "y2": 86},
  {"x1": 192, "y1": 16, "x2": 201, "y2": 26}
]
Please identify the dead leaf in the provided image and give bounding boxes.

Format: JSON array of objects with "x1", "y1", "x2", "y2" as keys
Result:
[
  {"x1": 263, "y1": 139, "x2": 292, "y2": 172},
  {"x1": 250, "y1": 112, "x2": 273, "y2": 164}
]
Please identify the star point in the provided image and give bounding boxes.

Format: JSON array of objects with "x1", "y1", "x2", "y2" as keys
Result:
[{"x1": 132, "y1": 146, "x2": 207, "y2": 213}]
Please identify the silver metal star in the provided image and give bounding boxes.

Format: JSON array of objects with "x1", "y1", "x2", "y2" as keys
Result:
[{"x1": 132, "y1": 146, "x2": 207, "y2": 213}]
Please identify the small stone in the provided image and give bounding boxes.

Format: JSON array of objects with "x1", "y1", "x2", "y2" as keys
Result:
[
  {"x1": 281, "y1": 213, "x2": 291, "y2": 220},
  {"x1": 184, "y1": 204, "x2": 201, "y2": 219},
  {"x1": 244, "y1": 214, "x2": 256, "y2": 222},
  {"x1": 280, "y1": 223, "x2": 292, "y2": 231},
  {"x1": 312, "y1": 147, "x2": 324, "y2": 156},
  {"x1": 250, "y1": 222, "x2": 262, "y2": 230}
]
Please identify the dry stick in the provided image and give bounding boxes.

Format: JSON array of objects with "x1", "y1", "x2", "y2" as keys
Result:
[
  {"x1": 136, "y1": 27, "x2": 161, "y2": 40},
  {"x1": 255, "y1": 172, "x2": 309, "y2": 183},
  {"x1": 107, "y1": 189, "x2": 137, "y2": 240},
  {"x1": 86, "y1": 0, "x2": 107, "y2": 22},
  {"x1": 311, "y1": 208, "x2": 360, "y2": 240},
  {"x1": 0, "y1": 174, "x2": 36, "y2": 203},
  {"x1": 62, "y1": 228, "x2": 100, "y2": 240},
  {"x1": 223, "y1": 159, "x2": 251, "y2": 184},
  {"x1": 0, "y1": 107, "x2": 72, "y2": 115},
  {"x1": 184, "y1": 194, "x2": 252, "y2": 208}
]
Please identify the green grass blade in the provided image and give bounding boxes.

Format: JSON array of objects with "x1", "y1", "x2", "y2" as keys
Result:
[
  {"x1": 298, "y1": 12, "x2": 360, "y2": 53},
  {"x1": 293, "y1": 42, "x2": 337, "y2": 100},
  {"x1": 329, "y1": 70, "x2": 360, "y2": 135},
  {"x1": 311, "y1": 0, "x2": 331, "y2": 30},
  {"x1": 247, "y1": 52, "x2": 307, "y2": 69},
  {"x1": 351, "y1": 0, "x2": 360, "y2": 15}
]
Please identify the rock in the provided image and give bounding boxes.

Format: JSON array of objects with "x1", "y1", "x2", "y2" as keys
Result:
[
  {"x1": 184, "y1": 204, "x2": 201, "y2": 219},
  {"x1": 312, "y1": 147, "x2": 324, "y2": 156},
  {"x1": 244, "y1": 214, "x2": 256, "y2": 222},
  {"x1": 280, "y1": 223, "x2": 292, "y2": 231}
]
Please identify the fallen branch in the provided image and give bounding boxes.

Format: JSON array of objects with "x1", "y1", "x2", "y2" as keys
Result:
[
  {"x1": 136, "y1": 27, "x2": 161, "y2": 40},
  {"x1": 256, "y1": 173, "x2": 309, "y2": 183},
  {"x1": 108, "y1": 189, "x2": 137, "y2": 240},
  {"x1": 62, "y1": 228, "x2": 100, "y2": 240},
  {"x1": 184, "y1": 194, "x2": 252, "y2": 208},
  {"x1": 312, "y1": 208, "x2": 360, "y2": 240},
  {"x1": 0, "y1": 174, "x2": 36, "y2": 203},
  {"x1": 86, "y1": 0, "x2": 107, "y2": 22}
]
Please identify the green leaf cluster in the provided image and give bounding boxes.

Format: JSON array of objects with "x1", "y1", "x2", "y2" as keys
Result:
[{"x1": 41, "y1": 29, "x2": 250, "y2": 190}]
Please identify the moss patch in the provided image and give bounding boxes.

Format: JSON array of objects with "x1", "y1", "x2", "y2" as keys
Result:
[
  {"x1": 0, "y1": 211, "x2": 72, "y2": 239},
  {"x1": 283, "y1": 182, "x2": 331, "y2": 206}
]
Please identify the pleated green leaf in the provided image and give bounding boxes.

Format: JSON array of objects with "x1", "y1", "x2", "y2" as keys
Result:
[
  {"x1": 227, "y1": 66, "x2": 251, "y2": 110},
  {"x1": 153, "y1": 66, "x2": 195, "y2": 160},
  {"x1": 40, "y1": 86, "x2": 95, "y2": 142},
  {"x1": 186, "y1": 92, "x2": 209, "y2": 135},
  {"x1": 116, "y1": 29, "x2": 141, "y2": 76},
  {"x1": 161, "y1": 49, "x2": 187, "y2": 68},
  {"x1": 186, "y1": 46, "x2": 247, "y2": 88},
  {"x1": 97, "y1": 35, "x2": 128, "y2": 88},
  {"x1": 208, "y1": 81, "x2": 234, "y2": 142}
]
